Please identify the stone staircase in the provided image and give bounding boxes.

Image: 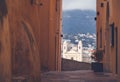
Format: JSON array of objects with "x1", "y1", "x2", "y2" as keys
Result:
[{"x1": 41, "y1": 70, "x2": 118, "y2": 82}]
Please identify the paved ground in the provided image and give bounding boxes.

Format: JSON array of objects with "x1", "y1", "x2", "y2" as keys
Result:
[{"x1": 41, "y1": 70, "x2": 118, "y2": 82}]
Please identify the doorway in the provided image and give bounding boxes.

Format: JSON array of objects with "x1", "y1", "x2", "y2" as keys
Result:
[{"x1": 115, "y1": 27, "x2": 118, "y2": 74}]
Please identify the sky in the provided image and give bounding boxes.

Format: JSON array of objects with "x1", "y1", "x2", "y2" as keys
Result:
[{"x1": 62, "y1": 0, "x2": 96, "y2": 11}]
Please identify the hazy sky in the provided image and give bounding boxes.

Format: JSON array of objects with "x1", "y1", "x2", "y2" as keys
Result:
[{"x1": 63, "y1": 0, "x2": 96, "y2": 11}]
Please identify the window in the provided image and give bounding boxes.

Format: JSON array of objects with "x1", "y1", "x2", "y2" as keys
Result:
[
  {"x1": 30, "y1": 0, "x2": 42, "y2": 5},
  {"x1": 97, "y1": 32, "x2": 98, "y2": 49},
  {"x1": 106, "y1": 2, "x2": 110, "y2": 22},
  {"x1": 100, "y1": 28, "x2": 102, "y2": 48},
  {"x1": 30, "y1": 0, "x2": 34, "y2": 4},
  {"x1": 115, "y1": 27, "x2": 118, "y2": 74},
  {"x1": 71, "y1": 57, "x2": 74, "y2": 60},
  {"x1": 97, "y1": 11, "x2": 100, "y2": 16},
  {"x1": 100, "y1": 3, "x2": 104, "y2": 7},
  {"x1": 64, "y1": 46, "x2": 66, "y2": 49},
  {"x1": 110, "y1": 23, "x2": 114, "y2": 47}
]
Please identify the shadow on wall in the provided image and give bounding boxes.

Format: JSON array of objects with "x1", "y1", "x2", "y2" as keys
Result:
[
  {"x1": 62, "y1": 58, "x2": 91, "y2": 71},
  {"x1": 0, "y1": 0, "x2": 8, "y2": 24}
]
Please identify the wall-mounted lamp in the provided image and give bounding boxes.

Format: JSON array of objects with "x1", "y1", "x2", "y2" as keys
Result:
[{"x1": 94, "y1": 17, "x2": 97, "y2": 21}]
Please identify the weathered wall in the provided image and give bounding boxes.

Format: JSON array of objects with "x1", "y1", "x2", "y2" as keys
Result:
[
  {"x1": 7, "y1": 0, "x2": 41, "y2": 81},
  {"x1": 110, "y1": 0, "x2": 120, "y2": 76},
  {"x1": 0, "y1": 0, "x2": 62, "y2": 82},
  {"x1": 0, "y1": 0, "x2": 11, "y2": 82},
  {"x1": 48, "y1": 0, "x2": 62, "y2": 71},
  {"x1": 36, "y1": 0, "x2": 62, "y2": 71},
  {"x1": 97, "y1": 0, "x2": 120, "y2": 78},
  {"x1": 97, "y1": 0, "x2": 111, "y2": 72}
]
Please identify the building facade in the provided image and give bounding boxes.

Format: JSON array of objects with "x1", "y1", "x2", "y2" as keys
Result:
[
  {"x1": 1, "y1": 0, "x2": 120, "y2": 82},
  {"x1": 0, "y1": 0, "x2": 62, "y2": 82},
  {"x1": 62, "y1": 41, "x2": 83, "y2": 62},
  {"x1": 96, "y1": 0, "x2": 120, "y2": 78}
]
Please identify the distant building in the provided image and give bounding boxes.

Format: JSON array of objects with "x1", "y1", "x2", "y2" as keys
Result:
[{"x1": 62, "y1": 40, "x2": 83, "y2": 62}]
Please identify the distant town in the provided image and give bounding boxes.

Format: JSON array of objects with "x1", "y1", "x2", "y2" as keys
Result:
[{"x1": 62, "y1": 33, "x2": 96, "y2": 63}]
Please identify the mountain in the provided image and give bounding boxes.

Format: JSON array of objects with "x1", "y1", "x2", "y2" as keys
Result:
[{"x1": 62, "y1": 10, "x2": 96, "y2": 34}]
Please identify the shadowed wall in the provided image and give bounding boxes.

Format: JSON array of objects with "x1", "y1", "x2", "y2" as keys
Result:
[{"x1": 0, "y1": 0, "x2": 61, "y2": 82}]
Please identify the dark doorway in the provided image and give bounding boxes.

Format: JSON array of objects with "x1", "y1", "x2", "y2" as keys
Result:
[{"x1": 115, "y1": 27, "x2": 118, "y2": 74}]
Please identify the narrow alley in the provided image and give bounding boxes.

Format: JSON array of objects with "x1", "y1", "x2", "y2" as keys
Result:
[
  {"x1": 41, "y1": 70, "x2": 118, "y2": 82},
  {"x1": 1, "y1": 0, "x2": 120, "y2": 82}
]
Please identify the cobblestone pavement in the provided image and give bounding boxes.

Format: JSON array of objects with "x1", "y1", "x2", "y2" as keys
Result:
[{"x1": 41, "y1": 70, "x2": 118, "y2": 82}]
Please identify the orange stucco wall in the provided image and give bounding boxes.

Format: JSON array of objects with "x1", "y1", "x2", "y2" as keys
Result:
[
  {"x1": 97, "y1": 0, "x2": 120, "y2": 77},
  {"x1": 0, "y1": 0, "x2": 62, "y2": 81},
  {"x1": 1, "y1": 0, "x2": 120, "y2": 81},
  {"x1": 48, "y1": 0, "x2": 62, "y2": 71},
  {"x1": 0, "y1": 1, "x2": 11, "y2": 81},
  {"x1": 96, "y1": 0, "x2": 111, "y2": 72}
]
